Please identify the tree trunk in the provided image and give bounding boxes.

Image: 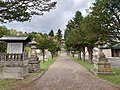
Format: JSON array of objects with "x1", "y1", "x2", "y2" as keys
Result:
[
  {"x1": 51, "y1": 52, "x2": 54, "y2": 59},
  {"x1": 42, "y1": 49, "x2": 45, "y2": 63},
  {"x1": 72, "y1": 53, "x2": 74, "y2": 57},
  {"x1": 67, "y1": 51, "x2": 70, "y2": 55},
  {"x1": 52, "y1": 53, "x2": 54, "y2": 59},
  {"x1": 87, "y1": 46, "x2": 93, "y2": 64},
  {"x1": 78, "y1": 50, "x2": 82, "y2": 60},
  {"x1": 82, "y1": 46, "x2": 85, "y2": 61}
]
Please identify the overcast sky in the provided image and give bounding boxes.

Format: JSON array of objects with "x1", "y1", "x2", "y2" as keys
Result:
[{"x1": 2, "y1": 0, "x2": 95, "y2": 34}]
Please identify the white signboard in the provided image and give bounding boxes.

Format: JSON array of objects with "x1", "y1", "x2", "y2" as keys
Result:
[{"x1": 7, "y1": 43, "x2": 23, "y2": 53}]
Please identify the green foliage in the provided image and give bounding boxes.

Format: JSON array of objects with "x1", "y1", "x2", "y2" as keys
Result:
[
  {"x1": 36, "y1": 34, "x2": 50, "y2": 62},
  {"x1": 90, "y1": 0, "x2": 120, "y2": 41},
  {"x1": 56, "y1": 29, "x2": 62, "y2": 42},
  {"x1": 41, "y1": 57, "x2": 55, "y2": 70},
  {"x1": 0, "y1": 0, "x2": 56, "y2": 23},
  {"x1": 28, "y1": 32, "x2": 42, "y2": 41},
  {"x1": 99, "y1": 68, "x2": 120, "y2": 85},
  {"x1": 48, "y1": 39, "x2": 60, "y2": 58},
  {"x1": 36, "y1": 34, "x2": 50, "y2": 50},
  {"x1": 81, "y1": 16, "x2": 98, "y2": 45},
  {"x1": 8, "y1": 29, "x2": 17, "y2": 36},
  {"x1": 65, "y1": 11, "x2": 84, "y2": 51},
  {"x1": 48, "y1": 29, "x2": 54, "y2": 37},
  {"x1": 0, "y1": 41, "x2": 7, "y2": 52},
  {"x1": 74, "y1": 57, "x2": 93, "y2": 71},
  {"x1": 65, "y1": 0, "x2": 120, "y2": 62},
  {"x1": 0, "y1": 26, "x2": 9, "y2": 37},
  {"x1": 0, "y1": 26, "x2": 9, "y2": 52}
]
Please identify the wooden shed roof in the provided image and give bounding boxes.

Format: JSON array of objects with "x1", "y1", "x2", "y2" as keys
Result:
[{"x1": 0, "y1": 36, "x2": 31, "y2": 42}]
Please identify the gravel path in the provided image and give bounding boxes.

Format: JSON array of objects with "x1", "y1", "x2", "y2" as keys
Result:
[{"x1": 16, "y1": 53, "x2": 120, "y2": 90}]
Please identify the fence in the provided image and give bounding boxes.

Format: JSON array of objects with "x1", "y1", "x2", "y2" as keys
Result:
[{"x1": 0, "y1": 53, "x2": 28, "y2": 67}]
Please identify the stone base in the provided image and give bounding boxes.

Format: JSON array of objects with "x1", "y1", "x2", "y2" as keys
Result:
[
  {"x1": 91, "y1": 69, "x2": 115, "y2": 75},
  {"x1": 92, "y1": 62, "x2": 115, "y2": 75},
  {"x1": 0, "y1": 66, "x2": 28, "y2": 79},
  {"x1": 29, "y1": 60, "x2": 40, "y2": 72}
]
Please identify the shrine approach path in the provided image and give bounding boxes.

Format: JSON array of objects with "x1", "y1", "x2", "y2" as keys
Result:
[{"x1": 15, "y1": 53, "x2": 120, "y2": 90}]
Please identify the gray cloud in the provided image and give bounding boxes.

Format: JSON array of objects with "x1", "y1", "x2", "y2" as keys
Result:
[{"x1": 2, "y1": 0, "x2": 95, "y2": 34}]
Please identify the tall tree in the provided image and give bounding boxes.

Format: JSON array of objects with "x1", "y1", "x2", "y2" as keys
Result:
[
  {"x1": 36, "y1": 34, "x2": 50, "y2": 63},
  {"x1": 48, "y1": 29, "x2": 54, "y2": 37},
  {"x1": 81, "y1": 15, "x2": 98, "y2": 63},
  {"x1": 8, "y1": 29, "x2": 17, "y2": 36},
  {"x1": 86, "y1": 0, "x2": 120, "y2": 62},
  {"x1": 48, "y1": 39, "x2": 60, "y2": 59},
  {"x1": 65, "y1": 11, "x2": 85, "y2": 60},
  {"x1": 90, "y1": 0, "x2": 120, "y2": 41},
  {"x1": 0, "y1": 0, "x2": 56, "y2": 23},
  {"x1": 0, "y1": 26, "x2": 9, "y2": 52},
  {"x1": 0, "y1": 26, "x2": 9, "y2": 37},
  {"x1": 56, "y1": 29, "x2": 62, "y2": 43}
]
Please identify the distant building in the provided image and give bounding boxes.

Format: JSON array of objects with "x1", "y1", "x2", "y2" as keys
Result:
[{"x1": 102, "y1": 44, "x2": 120, "y2": 57}]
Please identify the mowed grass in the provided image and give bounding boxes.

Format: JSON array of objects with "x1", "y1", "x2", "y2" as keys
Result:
[
  {"x1": 41, "y1": 57, "x2": 55, "y2": 70},
  {"x1": 0, "y1": 57, "x2": 55, "y2": 90},
  {"x1": 99, "y1": 67, "x2": 120, "y2": 85},
  {"x1": 73, "y1": 56, "x2": 93, "y2": 71},
  {"x1": 0, "y1": 72, "x2": 41, "y2": 90},
  {"x1": 73, "y1": 56, "x2": 120, "y2": 85}
]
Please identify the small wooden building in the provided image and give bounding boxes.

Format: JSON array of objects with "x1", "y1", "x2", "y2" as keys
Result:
[
  {"x1": 0, "y1": 36, "x2": 31, "y2": 79},
  {"x1": 102, "y1": 44, "x2": 120, "y2": 57},
  {"x1": 0, "y1": 36, "x2": 31, "y2": 53}
]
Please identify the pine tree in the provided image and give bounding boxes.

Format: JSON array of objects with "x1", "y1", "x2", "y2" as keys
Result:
[
  {"x1": 48, "y1": 29, "x2": 54, "y2": 37},
  {"x1": 0, "y1": 0, "x2": 56, "y2": 23}
]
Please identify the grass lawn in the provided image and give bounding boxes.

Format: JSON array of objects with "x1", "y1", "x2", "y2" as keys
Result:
[
  {"x1": 41, "y1": 57, "x2": 55, "y2": 71},
  {"x1": 73, "y1": 56, "x2": 120, "y2": 85},
  {"x1": 73, "y1": 56, "x2": 93, "y2": 71},
  {"x1": 99, "y1": 68, "x2": 120, "y2": 85},
  {"x1": 0, "y1": 57, "x2": 55, "y2": 90}
]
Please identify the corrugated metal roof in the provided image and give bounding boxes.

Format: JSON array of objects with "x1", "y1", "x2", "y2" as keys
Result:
[{"x1": 0, "y1": 36, "x2": 31, "y2": 42}]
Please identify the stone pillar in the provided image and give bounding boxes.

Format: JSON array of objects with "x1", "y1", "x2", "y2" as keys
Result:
[{"x1": 28, "y1": 39, "x2": 40, "y2": 72}]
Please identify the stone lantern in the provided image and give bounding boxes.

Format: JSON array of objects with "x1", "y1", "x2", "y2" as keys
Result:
[
  {"x1": 28, "y1": 38, "x2": 40, "y2": 72},
  {"x1": 29, "y1": 39, "x2": 37, "y2": 56},
  {"x1": 92, "y1": 39, "x2": 114, "y2": 75}
]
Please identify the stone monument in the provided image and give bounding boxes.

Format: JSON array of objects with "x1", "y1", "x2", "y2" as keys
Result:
[
  {"x1": 28, "y1": 39, "x2": 40, "y2": 72},
  {"x1": 92, "y1": 40, "x2": 114, "y2": 75}
]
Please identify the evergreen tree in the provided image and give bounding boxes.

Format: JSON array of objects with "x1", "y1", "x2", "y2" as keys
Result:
[
  {"x1": 48, "y1": 39, "x2": 60, "y2": 59},
  {"x1": 90, "y1": 0, "x2": 120, "y2": 41},
  {"x1": 65, "y1": 11, "x2": 85, "y2": 60},
  {"x1": 48, "y1": 29, "x2": 54, "y2": 37},
  {"x1": 56, "y1": 29, "x2": 62, "y2": 43},
  {"x1": 0, "y1": 0, "x2": 56, "y2": 23}
]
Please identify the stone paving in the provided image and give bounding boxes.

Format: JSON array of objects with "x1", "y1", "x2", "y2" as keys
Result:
[{"x1": 15, "y1": 53, "x2": 120, "y2": 90}]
